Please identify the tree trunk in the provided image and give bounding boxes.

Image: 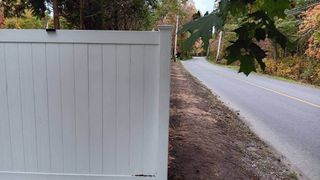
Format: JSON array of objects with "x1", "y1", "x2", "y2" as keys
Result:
[
  {"x1": 79, "y1": 0, "x2": 85, "y2": 29},
  {"x1": 0, "y1": 6, "x2": 4, "y2": 28},
  {"x1": 53, "y1": 0, "x2": 60, "y2": 29},
  {"x1": 206, "y1": 40, "x2": 210, "y2": 57},
  {"x1": 216, "y1": 31, "x2": 224, "y2": 62},
  {"x1": 272, "y1": 41, "x2": 279, "y2": 63},
  {"x1": 173, "y1": 15, "x2": 179, "y2": 62},
  {"x1": 284, "y1": 47, "x2": 287, "y2": 58},
  {"x1": 114, "y1": 10, "x2": 118, "y2": 30}
]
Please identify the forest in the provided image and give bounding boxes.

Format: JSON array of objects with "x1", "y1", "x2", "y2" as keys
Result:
[
  {"x1": 180, "y1": 0, "x2": 320, "y2": 86},
  {"x1": 0, "y1": 0, "x2": 198, "y2": 61},
  {"x1": 212, "y1": 0, "x2": 320, "y2": 86},
  {"x1": 0, "y1": 0, "x2": 198, "y2": 31},
  {"x1": 0, "y1": 0, "x2": 319, "y2": 85}
]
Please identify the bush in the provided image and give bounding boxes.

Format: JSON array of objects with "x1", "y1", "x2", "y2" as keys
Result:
[
  {"x1": 264, "y1": 56, "x2": 320, "y2": 86},
  {"x1": 4, "y1": 16, "x2": 43, "y2": 29}
]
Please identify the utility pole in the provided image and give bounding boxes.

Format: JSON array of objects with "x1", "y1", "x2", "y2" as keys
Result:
[
  {"x1": 216, "y1": 30, "x2": 224, "y2": 62},
  {"x1": 173, "y1": 15, "x2": 179, "y2": 62}
]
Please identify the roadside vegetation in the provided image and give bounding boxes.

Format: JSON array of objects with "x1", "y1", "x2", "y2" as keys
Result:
[
  {"x1": 0, "y1": 0, "x2": 198, "y2": 60},
  {"x1": 1, "y1": 1, "x2": 319, "y2": 85},
  {"x1": 207, "y1": 1, "x2": 320, "y2": 86},
  {"x1": 179, "y1": 0, "x2": 320, "y2": 87}
]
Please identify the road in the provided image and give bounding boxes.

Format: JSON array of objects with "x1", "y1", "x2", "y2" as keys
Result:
[{"x1": 182, "y1": 57, "x2": 320, "y2": 180}]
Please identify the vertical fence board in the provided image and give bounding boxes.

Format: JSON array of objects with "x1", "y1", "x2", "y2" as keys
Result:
[
  {"x1": 116, "y1": 45, "x2": 131, "y2": 174},
  {"x1": 143, "y1": 45, "x2": 158, "y2": 175},
  {"x1": 32, "y1": 43, "x2": 51, "y2": 172},
  {"x1": 88, "y1": 44, "x2": 103, "y2": 174},
  {"x1": 129, "y1": 45, "x2": 144, "y2": 174},
  {"x1": 46, "y1": 44, "x2": 64, "y2": 172},
  {"x1": 0, "y1": 29, "x2": 171, "y2": 180},
  {"x1": 60, "y1": 44, "x2": 76, "y2": 173},
  {"x1": 0, "y1": 43, "x2": 12, "y2": 171},
  {"x1": 5, "y1": 43, "x2": 25, "y2": 171},
  {"x1": 74, "y1": 44, "x2": 90, "y2": 174},
  {"x1": 19, "y1": 43, "x2": 38, "y2": 172},
  {"x1": 102, "y1": 45, "x2": 117, "y2": 174}
]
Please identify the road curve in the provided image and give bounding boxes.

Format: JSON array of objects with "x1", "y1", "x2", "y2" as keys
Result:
[{"x1": 182, "y1": 57, "x2": 320, "y2": 180}]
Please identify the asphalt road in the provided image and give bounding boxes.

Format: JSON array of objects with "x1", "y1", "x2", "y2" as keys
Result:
[{"x1": 182, "y1": 57, "x2": 320, "y2": 180}]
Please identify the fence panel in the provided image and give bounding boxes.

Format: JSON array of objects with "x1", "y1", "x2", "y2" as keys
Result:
[{"x1": 0, "y1": 26, "x2": 171, "y2": 180}]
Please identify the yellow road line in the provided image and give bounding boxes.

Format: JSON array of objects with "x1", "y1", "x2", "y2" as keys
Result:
[{"x1": 216, "y1": 70, "x2": 320, "y2": 109}]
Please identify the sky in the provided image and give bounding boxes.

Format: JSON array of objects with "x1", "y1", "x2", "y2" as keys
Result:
[{"x1": 193, "y1": 0, "x2": 215, "y2": 15}]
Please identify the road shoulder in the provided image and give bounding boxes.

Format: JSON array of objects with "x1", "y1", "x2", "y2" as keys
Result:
[
  {"x1": 168, "y1": 61, "x2": 299, "y2": 179},
  {"x1": 208, "y1": 59, "x2": 320, "y2": 90}
]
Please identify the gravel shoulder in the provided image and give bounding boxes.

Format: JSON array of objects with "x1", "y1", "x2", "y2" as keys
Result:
[{"x1": 168, "y1": 61, "x2": 299, "y2": 180}]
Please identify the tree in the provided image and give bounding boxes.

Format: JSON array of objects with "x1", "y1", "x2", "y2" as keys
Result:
[
  {"x1": 176, "y1": 1, "x2": 198, "y2": 59},
  {"x1": 4, "y1": 10, "x2": 43, "y2": 29},
  {"x1": 79, "y1": 0, "x2": 86, "y2": 29},
  {"x1": 0, "y1": 0, "x2": 28, "y2": 17},
  {"x1": 27, "y1": 0, "x2": 60, "y2": 28},
  {"x1": 300, "y1": 4, "x2": 320, "y2": 59},
  {"x1": 154, "y1": 0, "x2": 196, "y2": 59},
  {"x1": 192, "y1": 10, "x2": 201, "y2": 20},
  {"x1": 180, "y1": 0, "x2": 294, "y2": 75},
  {"x1": 27, "y1": 0, "x2": 157, "y2": 30},
  {"x1": 287, "y1": 0, "x2": 320, "y2": 16},
  {"x1": 192, "y1": 38, "x2": 204, "y2": 56},
  {"x1": 52, "y1": 0, "x2": 59, "y2": 29},
  {"x1": 0, "y1": 0, "x2": 47, "y2": 28}
]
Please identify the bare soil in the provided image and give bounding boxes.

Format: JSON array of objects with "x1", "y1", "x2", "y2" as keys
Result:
[{"x1": 168, "y1": 62, "x2": 298, "y2": 180}]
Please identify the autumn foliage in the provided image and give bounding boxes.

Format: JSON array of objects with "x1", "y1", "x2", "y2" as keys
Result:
[{"x1": 299, "y1": 4, "x2": 320, "y2": 59}]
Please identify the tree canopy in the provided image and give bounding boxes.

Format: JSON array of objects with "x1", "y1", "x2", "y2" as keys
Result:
[
  {"x1": 180, "y1": 0, "x2": 295, "y2": 75},
  {"x1": 0, "y1": 0, "x2": 159, "y2": 30}
]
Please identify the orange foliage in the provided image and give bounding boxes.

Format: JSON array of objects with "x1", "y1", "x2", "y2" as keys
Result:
[
  {"x1": 264, "y1": 56, "x2": 320, "y2": 85},
  {"x1": 305, "y1": 34, "x2": 320, "y2": 59},
  {"x1": 0, "y1": 7, "x2": 4, "y2": 28},
  {"x1": 299, "y1": 4, "x2": 320, "y2": 59},
  {"x1": 192, "y1": 38, "x2": 204, "y2": 55},
  {"x1": 264, "y1": 57, "x2": 307, "y2": 80}
]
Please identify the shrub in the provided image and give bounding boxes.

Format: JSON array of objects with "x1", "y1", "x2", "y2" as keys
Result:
[
  {"x1": 299, "y1": 4, "x2": 320, "y2": 60},
  {"x1": 264, "y1": 56, "x2": 320, "y2": 85},
  {"x1": 4, "y1": 11, "x2": 43, "y2": 29}
]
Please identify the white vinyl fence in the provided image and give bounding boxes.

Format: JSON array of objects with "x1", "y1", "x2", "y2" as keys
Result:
[{"x1": 0, "y1": 26, "x2": 172, "y2": 180}]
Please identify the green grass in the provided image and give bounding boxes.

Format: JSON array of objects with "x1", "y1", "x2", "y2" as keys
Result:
[
  {"x1": 206, "y1": 59, "x2": 320, "y2": 89},
  {"x1": 207, "y1": 59, "x2": 239, "y2": 70},
  {"x1": 287, "y1": 171, "x2": 298, "y2": 180}
]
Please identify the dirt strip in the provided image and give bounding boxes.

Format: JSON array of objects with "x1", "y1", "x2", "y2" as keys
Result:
[{"x1": 168, "y1": 62, "x2": 299, "y2": 180}]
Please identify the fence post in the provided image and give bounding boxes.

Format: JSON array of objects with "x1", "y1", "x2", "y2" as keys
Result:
[{"x1": 157, "y1": 25, "x2": 172, "y2": 180}]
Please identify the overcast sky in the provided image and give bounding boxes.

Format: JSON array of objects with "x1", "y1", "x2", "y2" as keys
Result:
[{"x1": 193, "y1": 0, "x2": 215, "y2": 15}]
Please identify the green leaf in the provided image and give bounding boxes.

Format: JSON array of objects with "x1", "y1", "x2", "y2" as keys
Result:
[
  {"x1": 249, "y1": 42, "x2": 266, "y2": 70},
  {"x1": 260, "y1": 0, "x2": 291, "y2": 19},
  {"x1": 225, "y1": 43, "x2": 241, "y2": 64},
  {"x1": 255, "y1": 28, "x2": 266, "y2": 41},
  {"x1": 239, "y1": 55, "x2": 257, "y2": 75},
  {"x1": 179, "y1": 13, "x2": 223, "y2": 52},
  {"x1": 225, "y1": 39, "x2": 265, "y2": 75},
  {"x1": 267, "y1": 25, "x2": 288, "y2": 49},
  {"x1": 218, "y1": 0, "x2": 255, "y2": 18}
]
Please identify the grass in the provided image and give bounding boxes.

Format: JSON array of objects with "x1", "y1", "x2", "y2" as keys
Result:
[
  {"x1": 206, "y1": 59, "x2": 320, "y2": 89},
  {"x1": 208, "y1": 60, "x2": 239, "y2": 71},
  {"x1": 287, "y1": 171, "x2": 298, "y2": 180}
]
